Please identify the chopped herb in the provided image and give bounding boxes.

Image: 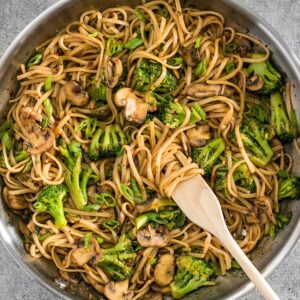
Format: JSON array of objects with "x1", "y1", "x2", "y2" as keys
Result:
[
  {"x1": 194, "y1": 59, "x2": 207, "y2": 78},
  {"x1": 124, "y1": 38, "x2": 144, "y2": 50},
  {"x1": 149, "y1": 257, "x2": 157, "y2": 265},
  {"x1": 225, "y1": 43, "x2": 238, "y2": 53},
  {"x1": 84, "y1": 232, "x2": 93, "y2": 249},
  {"x1": 43, "y1": 98, "x2": 53, "y2": 119},
  {"x1": 2, "y1": 130, "x2": 13, "y2": 150},
  {"x1": 167, "y1": 56, "x2": 184, "y2": 66},
  {"x1": 107, "y1": 37, "x2": 124, "y2": 56},
  {"x1": 120, "y1": 183, "x2": 135, "y2": 202},
  {"x1": 135, "y1": 8, "x2": 148, "y2": 23},
  {"x1": 27, "y1": 53, "x2": 43, "y2": 68},
  {"x1": 102, "y1": 220, "x2": 120, "y2": 230},
  {"x1": 225, "y1": 62, "x2": 235, "y2": 73},
  {"x1": 83, "y1": 204, "x2": 101, "y2": 212},
  {"x1": 96, "y1": 192, "x2": 116, "y2": 208},
  {"x1": 44, "y1": 76, "x2": 52, "y2": 91},
  {"x1": 88, "y1": 31, "x2": 98, "y2": 38},
  {"x1": 40, "y1": 117, "x2": 49, "y2": 128},
  {"x1": 39, "y1": 232, "x2": 53, "y2": 242},
  {"x1": 159, "y1": 7, "x2": 169, "y2": 18},
  {"x1": 97, "y1": 237, "x2": 104, "y2": 244},
  {"x1": 23, "y1": 161, "x2": 33, "y2": 173},
  {"x1": 195, "y1": 36, "x2": 202, "y2": 48}
]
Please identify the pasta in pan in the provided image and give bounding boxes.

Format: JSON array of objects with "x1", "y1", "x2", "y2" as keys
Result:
[{"x1": 1, "y1": 0, "x2": 299, "y2": 299}]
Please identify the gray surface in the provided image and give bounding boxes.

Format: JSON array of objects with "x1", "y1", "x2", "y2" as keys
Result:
[{"x1": 0, "y1": 0, "x2": 299, "y2": 299}]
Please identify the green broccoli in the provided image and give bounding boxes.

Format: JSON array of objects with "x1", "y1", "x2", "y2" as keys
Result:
[
  {"x1": 133, "y1": 59, "x2": 177, "y2": 93},
  {"x1": 14, "y1": 150, "x2": 29, "y2": 163},
  {"x1": 239, "y1": 118, "x2": 273, "y2": 167},
  {"x1": 170, "y1": 255, "x2": 215, "y2": 299},
  {"x1": 159, "y1": 101, "x2": 206, "y2": 129},
  {"x1": 0, "y1": 121, "x2": 14, "y2": 150},
  {"x1": 87, "y1": 80, "x2": 106, "y2": 102},
  {"x1": 135, "y1": 209, "x2": 186, "y2": 230},
  {"x1": 89, "y1": 125, "x2": 126, "y2": 161},
  {"x1": 58, "y1": 139, "x2": 82, "y2": 171},
  {"x1": 64, "y1": 156, "x2": 89, "y2": 210},
  {"x1": 192, "y1": 137, "x2": 226, "y2": 174},
  {"x1": 269, "y1": 211, "x2": 292, "y2": 240},
  {"x1": 247, "y1": 54, "x2": 281, "y2": 95},
  {"x1": 76, "y1": 117, "x2": 98, "y2": 139},
  {"x1": 96, "y1": 236, "x2": 137, "y2": 281},
  {"x1": 33, "y1": 185, "x2": 68, "y2": 228},
  {"x1": 270, "y1": 92, "x2": 298, "y2": 143},
  {"x1": 233, "y1": 163, "x2": 256, "y2": 192},
  {"x1": 246, "y1": 104, "x2": 269, "y2": 124},
  {"x1": 278, "y1": 171, "x2": 300, "y2": 200}
]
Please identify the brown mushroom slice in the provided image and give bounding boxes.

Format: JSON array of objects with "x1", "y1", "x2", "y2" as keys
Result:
[
  {"x1": 104, "y1": 280, "x2": 134, "y2": 300},
  {"x1": 125, "y1": 97, "x2": 148, "y2": 124},
  {"x1": 246, "y1": 75, "x2": 265, "y2": 92},
  {"x1": 7, "y1": 194, "x2": 29, "y2": 210},
  {"x1": 89, "y1": 105, "x2": 111, "y2": 120},
  {"x1": 21, "y1": 107, "x2": 43, "y2": 122},
  {"x1": 182, "y1": 44, "x2": 202, "y2": 67},
  {"x1": 144, "y1": 291, "x2": 163, "y2": 300},
  {"x1": 64, "y1": 80, "x2": 89, "y2": 107},
  {"x1": 186, "y1": 83, "x2": 222, "y2": 99},
  {"x1": 106, "y1": 57, "x2": 123, "y2": 88},
  {"x1": 20, "y1": 107, "x2": 55, "y2": 155},
  {"x1": 137, "y1": 225, "x2": 170, "y2": 248},
  {"x1": 114, "y1": 88, "x2": 132, "y2": 107},
  {"x1": 154, "y1": 254, "x2": 175, "y2": 287},
  {"x1": 186, "y1": 125, "x2": 211, "y2": 147},
  {"x1": 72, "y1": 246, "x2": 96, "y2": 266}
]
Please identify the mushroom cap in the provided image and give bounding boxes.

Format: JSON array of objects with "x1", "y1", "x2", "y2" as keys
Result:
[
  {"x1": 246, "y1": 75, "x2": 265, "y2": 91},
  {"x1": 64, "y1": 80, "x2": 89, "y2": 107},
  {"x1": 154, "y1": 254, "x2": 175, "y2": 287},
  {"x1": 182, "y1": 44, "x2": 202, "y2": 67},
  {"x1": 104, "y1": 280, "x2": 134, "y2": 300},
  {"x1": 72, "y1": 246, "x2": 96, "y2": 266},
  {"x1": 186, "y1": 125, "x2": 211, "y2": 147},
  {"x1": 106, "y1": 57, "x2": 123, "y2": 88},
  {"x1": 125, "y1": 97, "x2": 148, "y2": 124},
  {"x1": 114, "y1": 88, "x2": 132, "y2": 107},
  {"x1": 186, "y1": 83, "x2": 222, "y2": 98},
  {"x1": 137, "y1": 225, "x2": 170, "y2": 248}
]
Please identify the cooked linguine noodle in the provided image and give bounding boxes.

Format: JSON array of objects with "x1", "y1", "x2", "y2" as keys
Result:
[{"x1": 1, "y1": 0, "x2": 298, "y2": 299}]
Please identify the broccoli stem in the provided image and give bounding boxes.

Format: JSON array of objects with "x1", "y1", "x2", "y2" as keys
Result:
[
  {"x1": 80, "y1": 168, "x2": 93, "y2": 202},
  {"x1": 64, "y1": 156, "x2": 86, "y2": 210}
]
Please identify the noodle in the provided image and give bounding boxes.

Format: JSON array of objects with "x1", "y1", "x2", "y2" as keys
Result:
[{"x1": 1, "y1": 0, "x2": 298, "y2": 299}]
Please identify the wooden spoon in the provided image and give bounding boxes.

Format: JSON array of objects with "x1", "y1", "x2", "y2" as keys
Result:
[{"x1": 172, "y1": 174, "x2": 279, "y2": 300}]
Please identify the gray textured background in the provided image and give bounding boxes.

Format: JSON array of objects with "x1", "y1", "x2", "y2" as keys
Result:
[{"x1": 0, "y1": 0, "x2": 299, "y2": 299}]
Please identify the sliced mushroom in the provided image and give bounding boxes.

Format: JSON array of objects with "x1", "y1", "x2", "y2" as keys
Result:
[
  {"x1": 154, "y1": 254, "x2": 175, "y2": 287},
  {"x1": 6, "y1": 193, "x2": 29, "y2": 210},
  {"x1": 114, "y1": 87, "x2": 132, "y2": 107},
  {"x1": 186, "y1": 83, "x2": 222, "y2": 98},
  {"x1": 125, "y1": 97, "x2": 148, "y2": 124},
  {"x1": 21, "y1": 107, "x2": 42, "y2": 122},
  {"x1": 233, "y1": 36, "x2": 252, "y2": 56},
  {"x1": 20, "y1": 107, "x2": 55, "y2": 155},
  {"x1": 144, "y1": 291, "x2": 163, "y2": 300},
  {"x1": 72, "y1": 246, "x2": 96, "y2": 266},
  {"x1": 106, "y1": 57, "x2": 123, "y2": 88},
  {"x1": 64, "y1": 80, "x2": 89, "y2": 107},
  {"x1": 89, "y1": 105, "x2": 111, "y2": 120},
  {"x1": 27, "y1": 219, "x2": 37, "y2": 233},
  {"x1": 104, "y1": 280, "x2": 134, "y2": 300},
  {"x1": 137, "y1": 225, "x2": 170, "y2": 248},
  {"x1": 186, "y1": 125, "x2": 211, "y2": 147},
  {"x1": 246, "y1": 75, "x2": 265, "y2": 92},
  {"x1": 182, "y1": 44, "x2": 202, "y2": 67}
]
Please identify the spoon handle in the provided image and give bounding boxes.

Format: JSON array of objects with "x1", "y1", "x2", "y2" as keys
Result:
[{"x1": 219, "y1": 232, "x2": 280, "y2": 300}]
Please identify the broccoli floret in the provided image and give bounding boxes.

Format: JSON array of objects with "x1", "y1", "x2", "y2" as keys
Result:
[
  {"x1": 64, "y1": 156, "x2": 86, "y2": 210},
  {"x1": 269, "y1": 211, "x2": 292, "y2": 239},
  {"x1": 159, "y1": 101, "x2": 206, "y2": 129},
  {"x1": 33, "y1": 185, "x2": 68, "y2": 228},
  {"x1": 135, "y1": 209, "x2": 186, "y2": 230},
  {"x1": 87, "y1": 80, "x2": 106, "y2": 102},
  {"x1": 89, "y1": 125, "x2": 126, "y2": 161},
  {"x1": 76, "y1": 117, "x2": 98, "y2": 139},
  {"x1": 97, "y1": 236, "x2": 137, "y2": 281},
  {"x1": 233, "y1": 163, "x2": 256, "y2": 192},
  {"x1": 278, "y1": 172, "x2": 300, "y2": 200},
  {"x1": 270, "y1": 92, "x2": 298, "y2": 143},
  {"x1": 214, "y1": 166, "x2": 228, "y2": 196},
  {"x1": 133, "y1": 59, "x2": 177, "y2": 93},
  {"x1": 14, "y1": 150, "x2": 29, "y2": 163},
  {"x1": 170, "y1": 255, "x2": 215, "y2": 299},
  {"x1": 58, "y1": 139, "x2": 82, "y2": 171},
  {"x1": 192, "y1": 137, "x2": 226, "y2": 174},
  {"x1": 247, "y1": 54, "x2": 281, "y2": 95},
  {"x1": 246, "y1": 104, "x2": 269, "y2": 124},
  {"x1": 239, "y1": 118, "x2": 273, "y2": 167}
]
